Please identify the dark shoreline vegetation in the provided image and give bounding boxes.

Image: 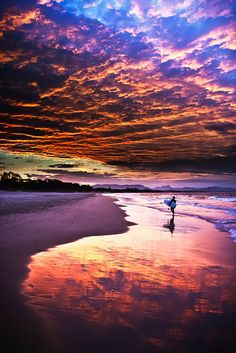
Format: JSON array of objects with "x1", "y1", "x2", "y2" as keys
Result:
[{"x1": 0, "y1": 171, "x2": 236, "y2": 193}]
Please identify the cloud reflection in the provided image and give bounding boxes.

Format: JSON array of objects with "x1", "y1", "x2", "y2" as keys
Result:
[{"x1": 23, "y1": 201, "x2": 236, "y2": 352}]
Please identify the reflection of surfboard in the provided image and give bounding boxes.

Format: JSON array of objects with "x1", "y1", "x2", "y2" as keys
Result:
[{"x1": 164, "y1": 199, "x2": 176, "y2": 208}]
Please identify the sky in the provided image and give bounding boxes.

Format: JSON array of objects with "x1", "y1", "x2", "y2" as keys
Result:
[{"x1": 0, "y1": 0, "x2": 235, "y2": 187}]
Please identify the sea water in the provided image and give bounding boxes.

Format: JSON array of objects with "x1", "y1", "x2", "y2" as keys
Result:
[{"x1": 115, "y1": 192, "x2": 236, "y2": 242}]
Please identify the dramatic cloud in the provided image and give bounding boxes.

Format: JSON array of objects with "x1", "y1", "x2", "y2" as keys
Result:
[
  {"x1": 0, "y1": 0, "x2": 235, "y2": 181},
  {"x1": 48, "y1": 163, "x2": 78, "y2": 168},
  {"x1": 28, "y1": 167, "x2": 118, "y2": 182},
  {"x1": 107, "y1": 156, "x2": 236, "y2": 174},
  {"x1": 36, "y1": 168, "x2": 116, "y2": 178}
]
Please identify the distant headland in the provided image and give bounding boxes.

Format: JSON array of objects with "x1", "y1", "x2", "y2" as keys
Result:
[{"x1": 0, "y1": 172, "x2": 235, "y2": 193}]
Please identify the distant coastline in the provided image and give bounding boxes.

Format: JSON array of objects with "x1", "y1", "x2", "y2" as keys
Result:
[{"x1": 1, "y1": 171, "x2": 236, "y2": 193}]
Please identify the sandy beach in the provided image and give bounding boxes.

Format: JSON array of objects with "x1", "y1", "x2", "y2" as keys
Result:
[
  {"x1": 1, "y1": 191, "x2": 236, "y2": 353},
  {"x1": 0, "y1": 192, "x2": 131, "y2": 353}
]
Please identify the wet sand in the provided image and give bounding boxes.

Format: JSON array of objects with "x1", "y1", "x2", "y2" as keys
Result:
[
  {"x1": 23, "y1": 196, "x2": 236, "y2": 353},
  {"x1": 1, "y1": 192, "x2": 236, "y2": 353},
  {"x1": 0, "y1": 192, "x2": 131, "y2": 353}
]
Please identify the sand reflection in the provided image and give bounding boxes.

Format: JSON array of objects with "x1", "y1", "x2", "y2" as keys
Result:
[{"x1": 23, "y1": 201, "x2": 236, "y2": 353}]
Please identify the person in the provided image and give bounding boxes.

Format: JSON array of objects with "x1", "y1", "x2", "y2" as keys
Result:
[{"x1": 169, "y1": 196, "x2": 176, "y2": 215}]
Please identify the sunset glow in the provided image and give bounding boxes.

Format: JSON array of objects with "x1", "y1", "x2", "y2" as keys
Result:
[{"x1": 0, "y1": 0, "x2": 235, "y2": 186}]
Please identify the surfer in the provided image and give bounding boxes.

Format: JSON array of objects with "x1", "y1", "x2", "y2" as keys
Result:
[
  {"x1": 169, "y1": 196, "x2": 176, "y2": 215},
  {"x1": 164, "y1": 196, "x2": 177, "y2": 215}
]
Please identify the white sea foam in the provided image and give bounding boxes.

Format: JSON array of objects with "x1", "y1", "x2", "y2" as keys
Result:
[
  {"x1": 210, "y1": 196, "x2": 236, "y2": 202},
  {"x1": 116, "y1": 192, "x2": 236, "y2": 244},
  {"x1": 230, "y1": 230, "x2": 236, "y2": 242}
]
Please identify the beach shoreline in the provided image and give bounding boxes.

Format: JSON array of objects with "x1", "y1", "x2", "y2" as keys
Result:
[
  {"x1": 1, "y1": 191, "x2": 236, "y2": 353},
  {"x1": 0, "y1": 192, "x2": 132, "y2": 353}
]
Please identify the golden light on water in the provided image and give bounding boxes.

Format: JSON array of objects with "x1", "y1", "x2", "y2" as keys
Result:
[{"x1": 22, "y1": 200, "x2": 236, "y2": 350}]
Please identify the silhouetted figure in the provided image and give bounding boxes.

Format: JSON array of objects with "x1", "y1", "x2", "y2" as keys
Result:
[{"x1": 169, "y1": 196, "x2": 176, "y2": 215}]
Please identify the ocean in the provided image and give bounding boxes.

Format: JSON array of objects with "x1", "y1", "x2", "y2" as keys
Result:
[{"x1": 115, "y1": 192, "x2": 236, "y2": 242}]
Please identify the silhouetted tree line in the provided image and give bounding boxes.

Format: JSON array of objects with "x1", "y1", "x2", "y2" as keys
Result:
[
  {"x1": 0, "y1": 172, "x2": 93, "y2": 192},
  {"x1": 93, "y1": 186, "x2": 144, "y2": 193},
  {"x1": 0, "y1": 172, "x2": 151, "y2": 193}
]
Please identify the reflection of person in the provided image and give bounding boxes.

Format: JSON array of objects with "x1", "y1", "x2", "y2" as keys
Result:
[
  {"x1": 163, "y1": 215, "x2": 175, "y2": 234},
  {"x1": 169, "y1": 215, "x2": 175, "y2": 234},
  {"x1": 169, "y1": 196, "x2": 176, "y2": 215}
]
